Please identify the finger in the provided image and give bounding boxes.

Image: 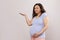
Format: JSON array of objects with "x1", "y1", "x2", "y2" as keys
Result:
[
  {"x1": 19, "y1": 13, "x2": 24, "y2": 15},
  {"x1": 19, "y1": 13, "x2": 23, "y2": 14},
  {"x1": 33, "y1": 35, "x2": 37, "y2": 37},
  {"x1": 19, "y1": 13, "x2": 22, "y2": 14},
  {"x1": 19, "y1": 13, "x2": 24, "y2": 16},
  {"x1": 34, "y1": 35, "x2": 39, "y2": 38}
]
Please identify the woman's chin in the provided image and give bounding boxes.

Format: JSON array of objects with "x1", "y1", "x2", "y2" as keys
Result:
[{"x1": 36, "y1": 13, "x2": 38, "y2": 14}]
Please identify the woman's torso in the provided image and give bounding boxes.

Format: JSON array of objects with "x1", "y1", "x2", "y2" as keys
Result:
[{"x1": 30, "y1": 13, "x2": 47, "y2": 36}]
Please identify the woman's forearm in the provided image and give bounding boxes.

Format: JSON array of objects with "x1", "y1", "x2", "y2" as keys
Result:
[
  {"x1": 24, "y1": 15, "x2": 32, "y2": 26},
  {"x1": 40, "y1": 25, "x2": 48, "y2": 34}
]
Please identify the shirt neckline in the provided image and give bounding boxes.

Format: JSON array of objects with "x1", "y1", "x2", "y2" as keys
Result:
[{"x1": 35, "y1": 13, "x2": 43, "y2": 19}]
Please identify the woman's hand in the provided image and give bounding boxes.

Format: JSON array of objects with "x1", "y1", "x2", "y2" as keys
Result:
[
  {"x1": 32, "y1": 32, "x2": 41, "y2": 38},
  {"x1": 19, "y1": 13, "x2": 32, "y2": 26},
  {"x1": 19, "y1": 13, "x2": 26, "y2": 16}
]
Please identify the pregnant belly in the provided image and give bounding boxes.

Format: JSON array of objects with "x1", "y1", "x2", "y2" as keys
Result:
[{"x1": 30, "y1": 25, "x2": 43, "y2": 36}]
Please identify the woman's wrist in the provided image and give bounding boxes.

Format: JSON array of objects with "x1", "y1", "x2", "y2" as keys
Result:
[
  {"x1": 39, "y1": 31, "x2": 42, "y2": 35},
  {"x1": 25, "y1": 15, "x2": 27, "y2": 18}
]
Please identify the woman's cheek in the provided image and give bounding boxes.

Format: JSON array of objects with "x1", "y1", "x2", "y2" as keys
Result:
[{"x1": 35, "y1": 10, "x2": 39, "y2": 13}]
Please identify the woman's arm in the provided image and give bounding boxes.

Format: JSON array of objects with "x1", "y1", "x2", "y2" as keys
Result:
[
  {"x1": 24, "y1": 15, "x2": 33, "y2": 26},
  {"x1": 19, "y1": 13, "x2": 32, "y2": 26},
  {"x1": 39, "y1": 16, "x2": 48, "y2": 34}
]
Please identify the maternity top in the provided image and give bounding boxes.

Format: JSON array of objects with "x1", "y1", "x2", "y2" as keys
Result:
[{"x1": 30, "y1": 13, "x2": 47, "y2": 38}]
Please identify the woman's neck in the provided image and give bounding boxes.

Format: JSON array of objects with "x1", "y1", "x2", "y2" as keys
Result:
[{"x1": 36, "y1": 13, "x2": 41, "y2": 18}]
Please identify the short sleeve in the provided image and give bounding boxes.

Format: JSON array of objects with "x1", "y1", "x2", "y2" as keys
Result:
[{"x1": 42, "y1": 13, "x2": 47, "y2": 19}]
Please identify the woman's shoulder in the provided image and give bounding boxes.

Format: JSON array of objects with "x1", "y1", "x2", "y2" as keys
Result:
[
  {"x1": 42, "y1": 13, "x2": 47, "y2": 16},
  {"x1": 41, "y1": 12, "x2": 48, "y2": 19}
]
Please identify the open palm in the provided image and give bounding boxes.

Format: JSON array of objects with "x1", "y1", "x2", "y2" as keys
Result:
[{"x1": 19, "y1": 13, "x2": 26, "y2": 16}]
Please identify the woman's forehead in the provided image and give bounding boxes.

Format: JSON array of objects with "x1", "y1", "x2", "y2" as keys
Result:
[{"x1": 35, "y1": 5, "x2": 40, "y2": 8}]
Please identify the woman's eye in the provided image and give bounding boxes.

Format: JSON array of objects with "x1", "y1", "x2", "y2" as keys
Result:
[{"x1": 35, "y1": 8, "x2": 38, "y2": 9}]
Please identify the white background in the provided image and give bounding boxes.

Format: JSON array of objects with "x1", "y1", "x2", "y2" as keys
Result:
[{"x1": 0, "y1": 0, "x2": 60, "y2": 40}]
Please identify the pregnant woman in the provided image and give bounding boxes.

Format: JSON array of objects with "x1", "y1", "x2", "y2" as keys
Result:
[{"x1": 19, "y1": 3, "x2": 48, "y2": 40}]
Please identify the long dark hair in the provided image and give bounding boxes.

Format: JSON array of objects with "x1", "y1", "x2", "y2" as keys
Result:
[{"x1": 32, "y1": 3, "x2": 46, "y2": 18}]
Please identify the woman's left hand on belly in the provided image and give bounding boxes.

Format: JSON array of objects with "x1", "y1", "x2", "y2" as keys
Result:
[{"x1": 32, "y1": 32, "x2": 41, "y2": 38}]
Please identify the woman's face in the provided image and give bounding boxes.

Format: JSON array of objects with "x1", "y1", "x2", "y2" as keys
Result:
[{"x1": 34, "y1": 5, "x2": 41, "y2": 14}]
